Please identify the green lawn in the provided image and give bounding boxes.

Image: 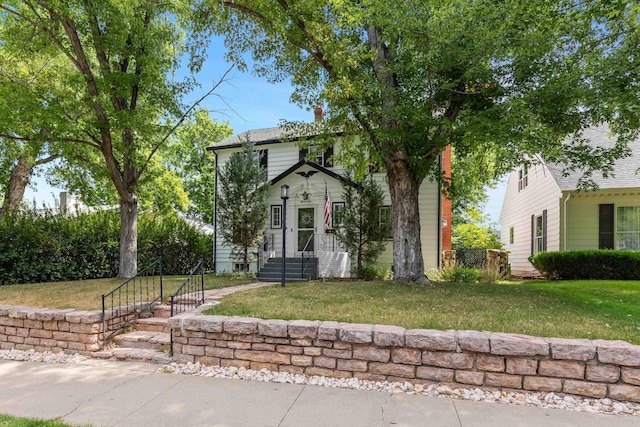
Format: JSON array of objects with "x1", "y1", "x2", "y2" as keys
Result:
[
  {"x1": 0, "y1": 275, "x2": 254, "y2": 311},
  {"x1": 204, "y1": 280, "x2": 640, "y2": 344}
]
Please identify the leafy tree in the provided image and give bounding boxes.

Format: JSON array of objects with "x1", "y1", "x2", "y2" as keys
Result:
[
  {"x1": 333, "y1": 176, "x2": 390, "y2": 278},
  {"x1": 196, "y1": 0, "x2": 640, "y2": 283},
  {"x1": 165, "y1": 108, "x2": 233, "y2": 223},
  {"x1": 217, "y1": 142, "x2": 269, "y2": 271},
  {"x1": 0, "y1": 1, "x2": 219, "y2": 277},
  {"x1": 452, "y1": 208, "x2": 502, "y2": 250}
]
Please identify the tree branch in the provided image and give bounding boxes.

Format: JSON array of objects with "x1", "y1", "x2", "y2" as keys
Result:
[
  {"x1": 0, "y1": 133, "x2": 99, "y2": 148},
  {"x1": 34, "y1": 153, "x2": 60, "y2": 166},
  {"x1": 138, "y1": 65, "x2": 235, "y2": 177}
]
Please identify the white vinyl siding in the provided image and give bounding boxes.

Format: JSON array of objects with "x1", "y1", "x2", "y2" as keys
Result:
[
  {"x1": 499, "y1": 163, "x2": 562, "y2": 274},
  {"x1": 564, "y1": 191, "x2": 640, "y2": 250}
]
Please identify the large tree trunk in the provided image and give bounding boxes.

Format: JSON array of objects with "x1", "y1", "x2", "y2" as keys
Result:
[
  {"x1": 387, "y1": 157, "x2": 428, "y2": 283},
  {"x1": 1, "y1": 156, "x2": 33, "y2": 214},
  {"x1": 119, "y1": 197, "x2": 138, "y2": 278}
]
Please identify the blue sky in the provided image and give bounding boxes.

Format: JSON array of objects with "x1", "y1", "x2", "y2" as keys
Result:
[{"x1": 25, "y1": 35, "x2": 507, "y2": 225}]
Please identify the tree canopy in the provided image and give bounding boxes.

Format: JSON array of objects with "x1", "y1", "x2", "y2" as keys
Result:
[
  {"x1": 0, "y1": 0, "x2": 219, "y2": 276},
  {"x1": 196, "y1": 0, "x2": 640, "y2": 282}
]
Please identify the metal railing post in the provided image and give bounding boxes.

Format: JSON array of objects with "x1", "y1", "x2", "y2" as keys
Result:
[
  {"x1": 101, "y1": 295, "x2": 106, "y2": 350},
  {"x1": 159, "y1": 258, "x2": 163, "y2": 302},
  {"x1": 200, "y1": 261, "x2": 205, "y2": 304}
]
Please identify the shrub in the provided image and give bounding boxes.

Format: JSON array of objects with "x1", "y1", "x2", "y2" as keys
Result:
[
  {"x1": 359, "y1": 264, "x2": 392, "y2": 281},
  {"x1": 432, "y1": 267, "x2": 499, "y2": 284},
  {"x1": 0, "y1": 210, "x2": 212, "y2": 285},
  {"x1": 529, "y1": 250, "x2": 640, "y2": 280}
]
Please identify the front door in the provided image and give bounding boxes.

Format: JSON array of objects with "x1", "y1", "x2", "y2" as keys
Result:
[{"x1": 297, "y1": 207, "x2": 315, "y2": 252}]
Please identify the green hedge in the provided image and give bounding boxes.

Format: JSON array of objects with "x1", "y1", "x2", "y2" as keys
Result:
[
  {"x1": 0, "y1": 210, "x2": 212, "y2": 285},
  {"x1": 529, "y1": 250, "x2": 640, "y2": 280}
]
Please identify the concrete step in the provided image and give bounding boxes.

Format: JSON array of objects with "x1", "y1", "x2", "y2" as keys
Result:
[
  {"x1": 113, "y1": 331, "x2": 169, "y2": 351},
  {"x1": 136, "y1": 317, "x2": 169, "y2": 333},
  {"x1": 92, "y1": 347, "x2": 171, "y2": 364}
]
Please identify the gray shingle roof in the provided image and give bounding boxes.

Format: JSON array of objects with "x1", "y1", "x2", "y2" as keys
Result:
[
  {"x1": 546, "y1": 126, "x2": 640, "y2": 190},
  {"x1": 208, "y1": 127, "x2": 283, "y2": 150}
]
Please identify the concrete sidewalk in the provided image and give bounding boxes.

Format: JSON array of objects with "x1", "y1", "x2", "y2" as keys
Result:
[{"x1": 0, "y1": 359, "x2": 636, "y2": 427}]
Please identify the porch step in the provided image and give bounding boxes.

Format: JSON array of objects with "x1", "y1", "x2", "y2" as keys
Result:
[
  {"x1": 153, "y1": 304, "x2": 172, "y2": 318},
  {"x1": 136, "y1": 317, "x2": 169, "y2": 333},
  {"x1": 92, "y1": 347, "x2": 171, "y2": 364},
  {"x1": 257, "y1": 257, "x2": 318, "y2": 282},
  {"x1": 113, "y1": 330, "x2": 170, "y2": 351}
]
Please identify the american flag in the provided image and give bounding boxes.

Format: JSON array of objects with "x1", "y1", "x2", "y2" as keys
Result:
[{"x1": 324, "y1": 182, "x2": 331, "y2": 230}]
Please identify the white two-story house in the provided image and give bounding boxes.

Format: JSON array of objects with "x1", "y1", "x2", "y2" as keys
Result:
[{"x1": 207, "y1": 114, "x2": 452, "y2": 280}]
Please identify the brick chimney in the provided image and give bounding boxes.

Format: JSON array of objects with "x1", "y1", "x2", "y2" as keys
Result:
[
  {"x1": 314, "y1": 106, "x2": 323, "y2": 122},
  {"x1": 441, "y1": 145, "x2": 453, "y2": 251}
]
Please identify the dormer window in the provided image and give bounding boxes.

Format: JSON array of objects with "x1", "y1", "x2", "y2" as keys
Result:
[{"x1": 518, "y1": 165, "x2": 528, "y2": 191}]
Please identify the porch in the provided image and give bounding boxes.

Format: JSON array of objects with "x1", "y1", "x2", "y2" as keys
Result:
[{"x1": 256, "y1": 232, "x2": 349, "y2": 281}]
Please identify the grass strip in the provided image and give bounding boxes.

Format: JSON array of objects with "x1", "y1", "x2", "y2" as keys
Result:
[
  {"x1": 0, "y1": 275, "x2": 253, "y2": 311},
  {"x1": 204, "y1": 280, "x2": 640, "y2": 344}
]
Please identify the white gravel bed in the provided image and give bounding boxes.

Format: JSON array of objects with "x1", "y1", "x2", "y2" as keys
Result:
[
  {"x1": 0, "y1": 348, "x2": 86, "y2": 364},
  {"x1": 160, "y1": 361, "x2": 640, "y2": 417}
]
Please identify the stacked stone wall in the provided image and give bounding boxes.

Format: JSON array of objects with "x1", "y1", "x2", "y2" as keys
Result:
[
  {"x1": 169, "y1": 314, "x2": 640, "y2": 403},
  {"x1": 0, "y1": 305, "x2": 103, "y2": 354}
]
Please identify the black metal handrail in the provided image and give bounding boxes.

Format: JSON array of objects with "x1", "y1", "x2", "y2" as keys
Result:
[
  {"x1": 170, "y1": 260, "x2": 205, "y2": 317},
  {"x1": 301, "y1": 233, "x2": 316, "y2": 279},
  {"x1": 101, "y1": 258, "x2": 163, "y2": 348},
  {"x1": 169, "y1": 260, "x2": 205, "y2": 356}
]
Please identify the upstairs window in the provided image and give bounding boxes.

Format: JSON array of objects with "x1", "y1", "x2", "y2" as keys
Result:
[
  {"x1": 299, "y1": 145, "x2": 333, "y2": 167},
  {"x1": 518, "y1": 165, "x2": 528, "y2": 191},
  {"x1": 258, "y1": 149, "x2": 268, "y2": 170}
]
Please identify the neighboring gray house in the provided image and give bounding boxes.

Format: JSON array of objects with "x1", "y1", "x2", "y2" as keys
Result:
[
  {"x1": 499, "y1": 126, "x2": 640, "y2": 275},
  {"x1": 207, "y1": 122, "x2": 447, "y2": 281}
]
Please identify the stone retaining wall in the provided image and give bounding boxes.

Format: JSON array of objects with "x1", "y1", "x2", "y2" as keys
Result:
[
  {"x1": 169, "y1": 314, "x2": 640, "y2": 403},
  {"x1": 0, "y1": 305, "x2": 103, "y2": 354}
]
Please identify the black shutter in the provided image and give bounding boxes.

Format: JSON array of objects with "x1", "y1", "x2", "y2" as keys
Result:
[
  {"x1": 542, "y1": 209, "x2": 547, "y2": 252},
  {"x1": 599, "y1": 204, "x2": 614, "y2": 249},
  {"x1": 531, "y1": 214, "x2": 535, "y2": 255},
  {"x1": 299, "y1": 148, "x2": 308, "y2": 162},
  {"x1": 323, "y1": 145, "x2": 334, "y2": 167}
]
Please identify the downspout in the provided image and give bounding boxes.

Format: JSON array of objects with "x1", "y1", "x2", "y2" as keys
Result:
[
  {"x1": 212, "y1": 150, "x2": 218, "y2": 273},
  {"x1": 563, "y1": 191, "x2": 571, "y2": 251}
]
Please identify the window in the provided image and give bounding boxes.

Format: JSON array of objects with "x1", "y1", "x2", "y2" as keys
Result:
[
  {"x1": 509, "y1": 227, "x2": 514, "y2": 244},
  {"x1": 530, "y1": 210, "x2": 547, "y2": 255},
  {"x1": 258, "y1": 149, "x2": 268, "y2": 170},
  {"x1": 518, "y1": 165, "x2": 529, "y2": 191},
  {"x1": 299, "y1": 145, "x2": 334, "y2": 167},
  {"x1": 379, "y1": 206, "x2": 392, "y2": 239},
  {"x1": 534, "y1": 216, "x2": 543, "y2": 253},
  {"x1": 332, "y1": 202, "x2": 345, "y2": 227},
  {"x1": 616, "y1": 206, "x2": 640, "y2": 250},
  {"x1": 270, "y1": 205, "x2": 282, "y2": 229},
  {"x1": 233, "y1": 263, "x2": 248, "y2": 272}
]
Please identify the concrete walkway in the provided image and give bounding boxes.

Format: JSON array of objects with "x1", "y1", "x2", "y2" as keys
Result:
[{"x1": 0, "y1": 359, "x2": 637, "y2": 427}]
